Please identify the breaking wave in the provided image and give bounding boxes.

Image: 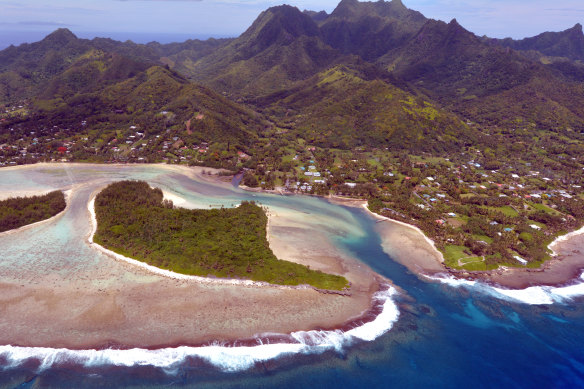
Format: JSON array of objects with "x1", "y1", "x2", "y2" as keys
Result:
[
  {"x1": 0, "y1": 287, "x2": 399, "y2": 374},
  {"x1": 427, "y1": 272, "x2": 584, "y2": 305}
]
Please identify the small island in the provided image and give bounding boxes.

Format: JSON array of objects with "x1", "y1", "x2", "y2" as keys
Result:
[
  {"x1": 93, "y1": 180, "x2": 349, "y2": 290},
  {"x1": 0, "y1": 190, "x2": 66, "y2": 233}
]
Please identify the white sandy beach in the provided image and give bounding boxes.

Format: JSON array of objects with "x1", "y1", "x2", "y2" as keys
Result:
[
  {"x1": 549, "y1": 225, "x2": 584, "y2": 256},
  {"x1": 87, "y1": 194, "x2": 321, "y2": 291},
  {"x1": 361, "y1": 203, "x2": 445, "y2": 263}
]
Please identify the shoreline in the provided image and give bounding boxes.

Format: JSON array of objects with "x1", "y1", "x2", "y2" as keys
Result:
[
  {"x1": 86, "y1": 191, "x2": 350, "y2": 294},
  {"x1": 234, "y1": 177, "x2": 584, "y2": 290},
  {"x1": 7, "y1": 162, "x2": 582, "y2": 291},
  {"x1": 0, "y1": 164, "x2": 384, "y2": 350},
  {"x1": 549, "y1": 225, "x2": 584, "y2": 257},
  {"x1": 360, "y1": 203, "x2": 445, "y2": 264},
  {"x1": 0, "y1": 285, "x2": 400, "y2": 373},
  {"x1": 360, "y1": 202, "x2": 584, "y2": 289},
  {"x1": 0, "y1": 188, "x2": 72, "y2": 237}
]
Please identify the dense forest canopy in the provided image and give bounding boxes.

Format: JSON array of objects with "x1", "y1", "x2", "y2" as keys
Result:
[
  {"x1": 93, "y1": 180, "x2": 348, "y2": 290},
  {"x1": 0, "y1": 190, "x2": 66, "y2": 232}
]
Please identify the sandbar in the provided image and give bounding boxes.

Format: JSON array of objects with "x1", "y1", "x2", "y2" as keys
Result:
[{"x1": 0, "y1": 164, "x2": 383, "y2": 349}]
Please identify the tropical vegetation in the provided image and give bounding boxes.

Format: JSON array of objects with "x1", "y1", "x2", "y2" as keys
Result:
[
  {"x1": 0, "y1": 190, "x2": 66, "y2": 232},
  {"x1": 93, "y1": 180, "x2": 349, "y2": 290}
]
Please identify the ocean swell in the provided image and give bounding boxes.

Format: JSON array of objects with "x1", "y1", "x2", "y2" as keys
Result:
[
  {"x1": 426, "y1": 272, "x2": 584, "y2": 305},
  {"x1": 0, "y1": 287, "x2": 399, "y2": 374}
]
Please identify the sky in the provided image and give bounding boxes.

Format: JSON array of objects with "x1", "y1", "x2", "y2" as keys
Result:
[{"x1": 0, "y1": 0, "x2": 583, "y2": 47}]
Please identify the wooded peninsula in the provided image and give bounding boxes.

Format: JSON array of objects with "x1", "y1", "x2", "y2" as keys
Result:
[
  {"x1": 0, "y1": 190, "x2": 66, "y2": 232},
  {"x1": 93, "y1": 180, "x2": 349, "y2": 290}
]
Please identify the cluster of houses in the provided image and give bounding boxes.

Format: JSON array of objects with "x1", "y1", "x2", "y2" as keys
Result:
[{"x1": 0, "y1": 126, "x2": 82, "y2": 165}]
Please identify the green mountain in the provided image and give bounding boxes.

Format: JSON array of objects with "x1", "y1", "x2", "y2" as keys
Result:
[
  {"x1": 259, "y1": 65, "x2": 474, "y2": 152},
  {"x1": 16, "y1": 65, "x2": 264, "y2": 147},
  {"x1": 486, "y1": 23, "x2": 584, "y2": 61},
  {"x1": 146, "y1": 38, "x2": 232, "y2": 77},
  {"x1": 377, "y1": 18, "x2": 584, "y2": 131},
  {"x1": 3, "y1": 0, "x2": 584, "y2": 155},
  {"x1": 319, "y1": 0, "x2": 427, "y2": 61},
  {"x1": 0, "y1": 31, "x2": 265, "y2": 150},
  {"x1": 0, "y1": 29, "x2": 160, "y2": 103},
  {"x1": 184, "y1": 5, "x2": 342, "y2": 98}
]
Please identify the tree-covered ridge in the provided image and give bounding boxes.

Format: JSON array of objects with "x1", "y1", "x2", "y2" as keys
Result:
[
  {"x1": 93, "y1": 181, "x2": 349, "y2": 290},
  {"x1": 0, "y1": 190, "x2": 66, "y2": 232},
  {"x1": 186, "y1": 5, "x2": 342, "y2": 98},
  {"x1": 485, "y1": 23, "x2": 584, "y2": 62},
  {"x1": 260, "y1": 65, "x2": 473, "y2": 152}
]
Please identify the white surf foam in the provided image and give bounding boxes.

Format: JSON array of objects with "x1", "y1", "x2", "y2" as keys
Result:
[
  {"x1": 0, "y1": 287, "x2": 399, "y2": 374},
  {"x1": 548, "y1": 225, "x2": 584, "y2": 256},
  {"x1": 426, "y1": 272, "x2": 584, "y2": 305}
]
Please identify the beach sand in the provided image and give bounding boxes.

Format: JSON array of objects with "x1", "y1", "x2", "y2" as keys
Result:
[
  {"x1": 0, "y1": 167, "x2": 381, "y2": 349},
  {"x1": 0, "y1": 189, "x2": 53, "y2": 201},
  {"x1": 3, "y1": 162, "x2": 583, "y2": 350},
  {"x1": 361, "y1": 203, "x2": 584, "y2": 289}
]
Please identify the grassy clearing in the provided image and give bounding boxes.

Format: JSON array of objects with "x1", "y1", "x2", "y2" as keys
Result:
[
  {"x1": 443, "y1": 244, "x2": 486, "y2": 270},
  {"x1": 442, "y1": 245, "x2": 469, "y2": 267},
  {"x1": 483, "y1": 205, "x2": 519, "y2": 217},
  {"x1": 472, "y1": 234, "x2": 493, "y2": 244},
  {"x1": 529, "y1": 202, "x2": 562, "y2": 216},
  {"x1": 461, "y1": 261, "x2": 487, "y2": 271}
]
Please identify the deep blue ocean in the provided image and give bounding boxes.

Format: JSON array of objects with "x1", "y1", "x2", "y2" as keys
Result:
[{"x1": 1, "y1": 166, "x2": 583, "y2": 388}]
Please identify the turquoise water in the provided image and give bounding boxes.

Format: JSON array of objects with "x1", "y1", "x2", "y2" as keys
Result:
[{"x1": 1, "y1": 164, "x2": 584, "y2": 388}]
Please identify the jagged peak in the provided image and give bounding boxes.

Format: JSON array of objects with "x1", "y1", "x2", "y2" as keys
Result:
[
  {"x1": 391, "y1": 0, "x2": 406, "y2": 8},
  {"x1": 418, "y1": 18, "x2": 446, "y2": 30},
  {"x1": 331, "y1": 0, "x2": 359, "y2": 15},
  {"x1": 236, "y1": 3, "x2": 320, "y2": 52},
  {"x1": 571, "y1": 23, "x2": 583, "y2": 33},
  {"x1": 255, "y1": 4, "x2": 320, "y2": 37},
  {"x1": 337, "y1": 0, "x2": 359, "y2": 6},
  {"x1": 330, "y1": 0, "x2": 420, "y2": 20},
  {"x1": 303, "y1": 9, "x2": 329, "y2": 22},
  {"x1": 43, "y1": 28, "x2": 77, "y2": 43},
  {"x1": 447, "y1": 18, "x2": 473, "y2": 35}
]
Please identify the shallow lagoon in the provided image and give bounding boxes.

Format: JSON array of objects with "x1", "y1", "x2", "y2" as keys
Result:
[{"x1": 1, "y1": 164, "x2": 584, "y2": 388}]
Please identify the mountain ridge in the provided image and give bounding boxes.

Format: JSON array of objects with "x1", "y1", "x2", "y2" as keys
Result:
[
  {"x1": 3, "y1": 0, "x2": 584, "y2": 150},
  {"x1": 486, "y1": 23, "x2": 584, "y2": 61}
]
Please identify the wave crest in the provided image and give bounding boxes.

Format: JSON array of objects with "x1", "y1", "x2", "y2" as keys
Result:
[
  {"x1": 426, "y1": 272, "x2": 584, "y2": 305},
  {"x1": 0, "y1": 287, "x2": 399, "y2": 374}
]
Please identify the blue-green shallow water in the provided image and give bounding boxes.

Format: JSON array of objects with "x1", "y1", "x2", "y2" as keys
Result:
[{"x1": 1, "y1": 164, "x2": 584, "y2": 388}]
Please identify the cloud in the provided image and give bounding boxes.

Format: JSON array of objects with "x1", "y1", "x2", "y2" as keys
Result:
[
  {"x1": 0, "y1": 20, "x2": 73, "y2": 27},
  {"x1": 17, "y1": 21, "x2": 71, "y2": 26},
  {"x1": 544, "y1": 8, "x2": 584, "y2": 13}
]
